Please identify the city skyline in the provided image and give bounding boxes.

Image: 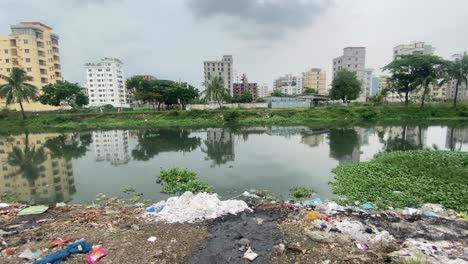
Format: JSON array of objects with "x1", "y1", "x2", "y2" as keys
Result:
[{"x1": 0, "y1": 0, "x2": 466, "y2": 91}]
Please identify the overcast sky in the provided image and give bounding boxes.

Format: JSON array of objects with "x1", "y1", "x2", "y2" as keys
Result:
[{"x1": 1, "y1": 0, "x2": 467, "y2": 89}]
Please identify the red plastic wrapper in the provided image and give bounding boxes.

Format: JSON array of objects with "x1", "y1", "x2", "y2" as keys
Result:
[{"x1": 87, "y1": 246, "x2": 107, "y2": 264}]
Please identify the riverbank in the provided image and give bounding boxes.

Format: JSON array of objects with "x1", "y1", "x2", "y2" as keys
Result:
[
  {"x1": 0, "y1": 197, "x2": 466, "y2": 264},
  {"x1": 1, "y1": 104, "x2": 468, "y2": 134}
]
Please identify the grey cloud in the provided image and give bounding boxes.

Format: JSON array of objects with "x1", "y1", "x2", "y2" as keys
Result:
[{"x1": 186, "y1": 0, "x2": 331, "y2": 40}]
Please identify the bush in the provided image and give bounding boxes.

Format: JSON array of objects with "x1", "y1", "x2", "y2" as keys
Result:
[
  {"x1": 158, "y1": 168, "x2": 214, "y2": 194},
  {"x1": 289, "y1": 187, "x2": 314, "y2": 199},
  {"x1": 357, "y1": 107, "x2": 378, "y2": 120},
  {"x1": 256, "y1": 98, "x2": 266, "y2": 103},
  {"x1": 224, "y1": 110, "x2": 240, "y2": 122}
]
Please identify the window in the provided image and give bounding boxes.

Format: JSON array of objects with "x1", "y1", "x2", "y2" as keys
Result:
[
  {"x1": 25, "y1": 58, "x2": 30, "y2": 63},
  {"x1": 4, "y1": 50, "x2": 8, "y2": 54},
  {"x1": 27, "y1": 68, "x2": 32, "y2": 72},
  {"x1": 98, "y1": 69, "x2": 102, "y2": 72},
  {"x1": 5, "y1": 59, "x2": 9, "y2": 63},
  {"x1": 25, "y1": 49, "x2": 29, "y2": 53},
  {"x1": 23, "y1": 40, "x2": 28, "y2": 44},
  {"x1": 6, "y1": 68, "x2": 10, "y2": 72}
]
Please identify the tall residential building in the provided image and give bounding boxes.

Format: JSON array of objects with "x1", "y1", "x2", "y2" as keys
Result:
[
  {"x1": 332, "y1": 47, "x2": 366, "y2": 100},
  {"x1": 273, "y1": 74, "x2": 303, "y2": 95},
  {"x1": 364, "y1": 68, "x2": 374, "y2": 98},
  {"x1": 0, "y1": 22, "x2": 63, "y2": 111},
  {"x1": 92, "y1": 130, "x2": 130, "y2": 165},
  {"x1": 371, "y1": 76, "x2": 379, "y2": 97},
  {"x1": 85, "y1": 57, "x2": 128, "y2": 108},
  {"x1": 232, "y1": 70, "x2": 243, "y2": 84},
  {"x1": 203, "y1": 55, "x2": 233, "y2": 95},
  {"x1": 393, "y1": 42, "x2": 434, "y2": 60},
  {"x1": 233, "y1": 74, "x2": 258, "y2": 100},
  {"x1": 258, "y1": 84, "x2": 269, "y2": 98},
  {"x1": 302, "y1": 68, "x2": 327, "y2": 95}
]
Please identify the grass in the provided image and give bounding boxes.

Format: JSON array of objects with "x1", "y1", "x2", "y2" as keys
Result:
[
  {"x1": 0, "y1": 104, "x2": 468, "y2": 134},
  {"x1": 331, "y1": 150, "x2": 468, "y2": 211}
]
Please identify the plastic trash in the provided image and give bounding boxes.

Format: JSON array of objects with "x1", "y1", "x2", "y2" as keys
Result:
[
  {"x1": 50, "y1": 238, "x2": 72, "y2": 248},
  {"x1": 5, "y1": 248, "x2": 16, "y2": 255},
  {"x1": 356, "y1": 243, "x2": 369, "y2": 250},
  {"x1": 304, "y1": 211, "x2": 321, "y2": 221},
  {"x1": 423, "y1": 211, "x2": 437, "y2": 217},
  {"x1": 147, "y1": 236, "x2": 157, "y2": 242},
  {"x1": 309, "y1": 198, "x2": 322, "y2": 206},
  {"x1": 56, "y1": 202, "x2": 66, "y2": 207},
  {"x1": 361, "y1": 203, "x2": 374, "y2": 210},
  {"x1": 320, "y1": 223, "x2": 327, "y2": 230},
  {"x1": 87, "y1": 246, "x2": 107, "y2": 264},
  {"x1": 34, "y1": 240, "x2": 92, "y2": 264},
  {"x1": 0, "y1": 203, "x2": 9, "y2": 209},
  {"x1": 19, "y1": 248, "x2": 42, "y2": 260},
  {"x1": 18, "y1": 205, "x2": 49, "y2": 216},
  {"x1": 329, "y1": 227, "x2": 341, "y2": 233},
  {"x1": 143, "y1": 192, "x2": 251, "y2": 223},
  {"x1": 243, "y1": 247, "x2": 258, "y2": 261}
]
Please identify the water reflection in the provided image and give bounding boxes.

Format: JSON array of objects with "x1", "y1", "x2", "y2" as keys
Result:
[
  {"x1": 0, "y1": 133, "x2": 77, "y2": 204},
  {"x1": 0, "y1": 124, "x2": 467, "y2": 204},
  {"x1": 131, "y1": 129, "x2": 201, "y2": 161}
]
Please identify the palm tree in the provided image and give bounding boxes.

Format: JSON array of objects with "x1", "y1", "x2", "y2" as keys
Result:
[
  {"x1": 0, "y1": 67, "x2": 38, "y2": 119},
  {"x1": 204, "y1": 76, "x2": 229, "y2": 115},
  {"x1": 440, "y1": 53, "x2": 468, "y2": 107},
  {"x1": 412, "y1": 55, "x2": 447, "y2": 109}
]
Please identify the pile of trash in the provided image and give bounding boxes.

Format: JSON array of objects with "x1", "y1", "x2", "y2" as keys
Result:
[{"x1": 142, "y1": 191, "x2": 252, "y2": 223}]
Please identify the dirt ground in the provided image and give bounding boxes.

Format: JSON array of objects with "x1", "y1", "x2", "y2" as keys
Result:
[{"x1": 1, "y1": 201, "x2": 467, "y2": 264}]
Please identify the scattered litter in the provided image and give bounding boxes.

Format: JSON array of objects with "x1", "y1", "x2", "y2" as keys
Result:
[
  {"x1": 389, "y1": 239, "x2": 464, "y2": 264},
  {"x1": 36, "y1": 218, "x2": 53, "y2": 224},
  {"x1": 304, "y1": 211, "x2": 321, "y2": 221},
  {"x1": 309, "y1": 198, "x2": 322, "y2": 206},
  {"x1": 18, "y1": 205, "x2": 49, "y2": 216},
  {"x1": 306, "y1": 230, "x2": 328, "y2": 243},
  {"x1": 19, "y1": 248, "x2": 42, "y2": 260},
  {"x1": 143, "y1": 192, "x2": 251, "y2": 223},
  {"x1": 356, "y1": 243, "x2": 369, "y2": 250},
  {"x1": 56, "y1": 202, "x2": 67, "y2": 207},
  {"x1": 35, "y1": 240, "x2": 92, "y2": 264},
  {"x1": 147, "y1": 236, "x2": 157, "y2": 242},
  {"x1": 243, "y1": 247, "x2": 258, "y2": 261},
  {"x1": 50, "y1": 238, "x2": 72, "y2": 248},
  {"x1": 87, "y1": 245, "x2": 107, "y2": 264},
  {"x1": 329, "y1": 227, "x2": 341, "y2": 233},
  {"x1": 0, "y1": 203, "x2": 9, "y2": 209},
  {"x1": 256, "y1": 217, "x2": 264, "y2": 225},
  {"x1": 361, "y1": 203, "x2": 374, "y2": 210},
  {"x1": 423, "y1": 211, "x2": 438, "y2": 217},
  {"x1": 4, "y1": 247, "x2": 16, "y2": 255},
  {"x1": 242, "y1": 191, "x2": 260, "y2": 199}
]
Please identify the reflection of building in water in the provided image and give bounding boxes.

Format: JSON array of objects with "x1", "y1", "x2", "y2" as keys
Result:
[
  {"x1": 92, "y1": 130, "x2": 130, "y2": 165},
  {"x1": 445, "y1": 128, "x2": 468, "y2": 150},
  {"x1": 266, "y1": 126, "x2": 310, "y2": 136},
  {"x1": 301, "y1": 129, "x2": 328, "y2": 147},
  {"x1": 203, "y1": 129, "x2": 235, "y2": 166},
  {"x1": 0, "y1": 134, "x2": 75, "y2": 203},
  {"x1": 328, "y1": 128, "x2": 362, "y2": 165},
  {"x1": 355, "y1": 127, "x2": 370, "y2": 146},
  {"x1": 385, "y1": 126, "x2": 427, "y2": 147}
]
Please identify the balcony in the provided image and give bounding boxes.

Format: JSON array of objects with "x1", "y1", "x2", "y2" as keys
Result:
[
  {"x1": 53, "y1": 47, "x2": 59, "y2": 53},
  {"x1": 41, "y1": 78, "x2": 48, "y2": 84},
  {"x1": 38, "y1": 51, "x2": 45, "y2": 57},
  {"x1": 40, "y1": 69, "x2": 47, "y2": 75},
  {"x1": 39, "y1": 60, "x2": 46, "y2": 66},
  {"x1": 55, "y1": 72, "x2": 61, "y2": 78},
  {"x1": 54, "y1": 64, "x2": 61, "y2": 70},
  {"x1": 53, "y1": 55, "x2": 60, "y2": 61},
  {"x1": 36, "y1": 41, "x2": 44, "y2": 48}
]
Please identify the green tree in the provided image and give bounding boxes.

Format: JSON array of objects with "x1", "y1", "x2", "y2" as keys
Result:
[
  {"x1": 204, "y1": 76, "x2": 229, "y2": 114},
  {"x1": 44, "y1": 133, "x2": 92, "y2": 161},
  {"x1": 271, "y1": 90, "x2": 285, "y2": 97},
  {"x1": 440, "y1": 53, "x2": 468, "y2": 107},
  {"x1": 411, "y1": 55, "x2": 448, "y2": 109},
  {"x1": 0, "y1": 67, "x2": 38, "y2": 119},
  {"x1": 383, "y1": 56, "x2": 421, "y2": 105},
  {"x1": 238, "y1": 92, "x2": 253, "y2": 103},
  {"x1": 126, "y1": 76, "x2": 163, "y2": 110},
  {"x1": 330, "y1": 70, "x2": 361, "y2": 103},
  {"x1": 328, "y1": 128, "x2": 360, "y2": 163},
  {"x1": 303, "y1": 87, "x2": 319, "y2": 95},
  {"x1": 163, "y1": 82, "x2": 199, "y2": 110},
  {"x1": 7, "y1": 133, "x2": 47, "y2": 188},
  {"x1": 39, "y1": 80, "x2": 89, "y2": 109}
]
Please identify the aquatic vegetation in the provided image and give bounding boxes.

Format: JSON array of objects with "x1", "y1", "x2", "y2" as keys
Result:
[
  {"x1": 289, "y1": 187, "x2": 314, "y2": 199},
  {"x1": 331, "y1": 151, "x2": 468, "y2": 211},
  {"x1": 158, "y1": 168, "x2": 214, "y2": 194}
]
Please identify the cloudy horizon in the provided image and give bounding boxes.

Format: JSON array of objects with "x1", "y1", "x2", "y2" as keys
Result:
[{"x1": 1, "y1": 0, "x2": 467, "y2": 89}]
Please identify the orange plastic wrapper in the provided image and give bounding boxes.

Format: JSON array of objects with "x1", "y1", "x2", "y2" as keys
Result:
[{"x1": 87, "y1": 246, "x2": 107, "y2": 264}]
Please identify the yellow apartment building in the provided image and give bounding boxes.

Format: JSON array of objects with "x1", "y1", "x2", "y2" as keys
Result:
[
  {"x1": 302, "y1": 68, "x2": 327, "y2": 95},
  {"x1": 0, "y1": 133, "x2": 75, "y2": 203},
  {"x1": 0, "y1": 22, "x2": 63, "y2": 111}
]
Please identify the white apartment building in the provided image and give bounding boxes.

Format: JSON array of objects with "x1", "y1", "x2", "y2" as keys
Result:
[
  {"x1": 204, "y1": 55, "x2": 233, "y2": 95},
  {"x1": 258, "y1": 84, "x2": 269, "y2": 98},
  {"x1": 364, "y1": 68, "x2": 374, "y2": 98},
  {"x1": 393, "y1": 42, "x2": 434, "y2": 60},
  {"x1": 273, "y1": 74, "x2": 303, "y2": 95},
  {"x1": 85, "y1": 58, "x2": 128, "y2": 108},
  {"x1": 333, "y1": 47, "x2": 366, "y2": 100},
  {"x1": 232, "y1": 70, "x2": 243, "y2": 84},
  {"x1": 92, "y1": 130, "x2": 130, "y2": 165}
]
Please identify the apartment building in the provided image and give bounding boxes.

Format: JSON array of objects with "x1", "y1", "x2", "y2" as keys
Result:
[
  {"x1": 364, "y1": 68, "x2": 374, "y2": 98},
  {"x1": 233, "y1": 74, "x2": 258, "y2": 100},
  {"x1": 0, "y1": 22, "x2": 63, "y2": 111},
  {"x1": 445, "y1": 53, "x2": 468, "y2": 101},
  {"x1": 302, "y1": 68, "x2": 326, "y2": 95},
  {"x1": 85, "y1": 57, "x2": 128, "y2": 108},
  {"x1": 332, "y1": 47, "x2": 366, "y2": 100},
  {"x1": 0, "y1": 133, "x2": 75, "y2": 203},
  {"x1": 258, "y1": 84, "x2": 269, "y2": 98},
  {"x1": 393, "y1": 42, "x2": 434, "y2": 60},
  {"x1": 273, "y1": 74, "x2": 303, "y2": 95},
  {"x1": 203, "y1": 55, "x2": 233, "y2": 95}
]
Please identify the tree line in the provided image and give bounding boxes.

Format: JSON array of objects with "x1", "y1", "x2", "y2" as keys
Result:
[{"x1": 329, "y1": 53, "x2": 468, "y2": 107}]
